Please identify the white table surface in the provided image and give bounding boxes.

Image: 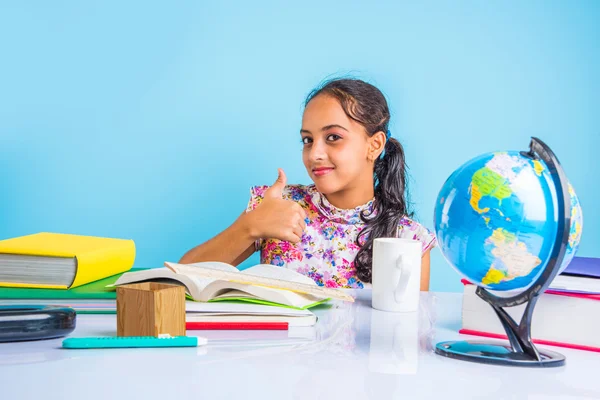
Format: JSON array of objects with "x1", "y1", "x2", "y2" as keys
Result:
[{"x1": 1, "y1": 290, "x2": 599, "y2": 400}]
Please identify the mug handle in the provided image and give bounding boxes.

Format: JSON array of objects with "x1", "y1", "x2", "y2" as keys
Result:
[{"x1": 394, "y1": 254, "x2": 412, "y2": 303}]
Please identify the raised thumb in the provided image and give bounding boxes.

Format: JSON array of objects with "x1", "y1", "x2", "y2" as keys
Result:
[{"x1": 265, "y1": 168, "x2": 286, "y2": 198}]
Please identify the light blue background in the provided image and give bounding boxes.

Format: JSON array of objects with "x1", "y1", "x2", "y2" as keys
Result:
[{"x1": 1, "y1": 1, "x2": 598, "y2": 292}]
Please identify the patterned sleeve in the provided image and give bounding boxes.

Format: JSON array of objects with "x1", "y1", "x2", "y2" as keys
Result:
[
  {"x1": 245, "y1": 185, "x2": 269, "y2": 252},
  {"x1": 397, "y1": 219, "x2": 437, "y2": 256}
]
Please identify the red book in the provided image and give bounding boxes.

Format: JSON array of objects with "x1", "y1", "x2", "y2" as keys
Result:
[
  {"x1": 459, "y1": 280, "x2": 600, "y2": 353},
  {"x1": 186, "y1": 321, "x2": 289, "y2": 330}
]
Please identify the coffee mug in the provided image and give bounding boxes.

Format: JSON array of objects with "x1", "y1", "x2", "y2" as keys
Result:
[{"x1": 372, "y1": 238, "x2": 422, "y2": 313}]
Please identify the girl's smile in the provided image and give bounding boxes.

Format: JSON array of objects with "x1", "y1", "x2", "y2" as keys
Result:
[{"x1": 312, "y1": 166, "x2": 335, "y2": 177}]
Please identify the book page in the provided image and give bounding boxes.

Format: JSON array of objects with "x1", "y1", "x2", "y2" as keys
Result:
[
  {"x1": 211, "y1": 287, "x2": 323, "y2": 309},
  {"x1": 112, "y1": 268, "x2": 216, "y2": 300},
  {"x1": 148, "y1": 263, "x2": 318, "y2": 305},
  {"x1": 187, "y1": 261, "x2": 238, "y2": 273},
  {"x1": 242, "y1": 264, "x2": 317, "y2": 286},
  {"x1": 164, "y1": 262, "x2": 354, "y2": 302}
]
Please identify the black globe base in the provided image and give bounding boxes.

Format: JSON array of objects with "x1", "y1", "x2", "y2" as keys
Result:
[{"x1": 435, "y1": 340, "x2": 565, "y2": 368}]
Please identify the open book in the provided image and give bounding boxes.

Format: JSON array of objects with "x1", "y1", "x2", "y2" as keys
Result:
[{"x1": 112, "y1": 261, "x2": 350, "y2": 309}]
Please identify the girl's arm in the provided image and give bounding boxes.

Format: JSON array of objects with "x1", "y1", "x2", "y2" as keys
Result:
[
  {"x1": 178, "y1": 212, "x2": 256, "y2": 266},
  {"x1": 420, "y1": 249, "x2": 431, "y2": 291},
  {"x1": 179, "y1": 170, "x2": 307, "y2": 267}
]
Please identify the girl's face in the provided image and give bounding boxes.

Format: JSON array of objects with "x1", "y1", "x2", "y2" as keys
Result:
[{"x1": 301, "y1": 94, "x2": 381, "y2": 198}]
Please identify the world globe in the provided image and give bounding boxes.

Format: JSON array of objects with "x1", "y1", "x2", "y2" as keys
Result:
[{"x1": 434, "y1": 151, "x2": 583, "y2": 291}]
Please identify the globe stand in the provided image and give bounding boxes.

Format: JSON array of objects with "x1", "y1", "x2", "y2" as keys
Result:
[{"x1": 434, "y1": 137, "x2": 571, "y2": 368}]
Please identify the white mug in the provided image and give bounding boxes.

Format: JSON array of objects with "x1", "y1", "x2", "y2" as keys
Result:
[
  {"x1": 368, "y1": 309, "x2": 419, "y2": 375},
  {"x1": 372, "y1": 238, "x2": 422, "y2": 313}
]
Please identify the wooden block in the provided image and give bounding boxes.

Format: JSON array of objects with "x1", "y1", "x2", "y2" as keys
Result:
[{"x1": 116, "y1": 282, "x2": 185, "y2": 337}]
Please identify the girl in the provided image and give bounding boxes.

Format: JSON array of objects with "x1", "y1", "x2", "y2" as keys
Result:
[{"x1": 180, "y1": 78, "x2": 436, "y2": 290}]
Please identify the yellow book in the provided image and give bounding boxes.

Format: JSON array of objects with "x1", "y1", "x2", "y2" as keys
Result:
[{"x1": 0, "y1": 232, "x2": 136, "y2": 289}]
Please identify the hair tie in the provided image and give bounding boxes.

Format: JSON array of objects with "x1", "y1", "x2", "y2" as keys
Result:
[{"x1": 386, "y1": 129, "x2": 391, "y2": 139}]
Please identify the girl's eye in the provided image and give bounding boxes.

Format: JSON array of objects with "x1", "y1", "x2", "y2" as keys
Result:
[
  {"x1": 301, "y1": 137, "x2": 312, "y2": 145},
  {"x1": 327, "y1": 134, "x2": 341, "y2": 141}
]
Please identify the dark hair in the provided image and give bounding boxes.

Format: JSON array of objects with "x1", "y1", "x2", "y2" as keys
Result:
[{"x1": 305, "y1": 78, "x2": 411, "y2": 283}]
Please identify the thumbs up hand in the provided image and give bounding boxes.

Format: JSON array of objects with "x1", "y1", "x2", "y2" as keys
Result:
[
  {"x1": 264, "y1": 168, "x2": 287, "y2": 199},
  {"x1": 243, "y1": 169, "x2": 307, "y2": 244}
]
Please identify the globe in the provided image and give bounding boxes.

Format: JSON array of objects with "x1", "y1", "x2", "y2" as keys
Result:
[{"x1": 434, "y1": 151, "x2": 583, "y2": 291}]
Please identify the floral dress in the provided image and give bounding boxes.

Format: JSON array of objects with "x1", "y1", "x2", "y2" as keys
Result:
[{"x1": 246, "y1": 184, "x2": 436, "y2": 289}]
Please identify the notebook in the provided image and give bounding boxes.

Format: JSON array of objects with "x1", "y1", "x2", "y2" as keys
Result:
[
  {"x1": 185, "y1": 301, "x2": 317, "y2": 327},
  {"x1": 185, "y1": 314, "x2": 316, "y2": 327},
  {"x1": 0, "y1": 270, "x2": 141, "y2": 299},
  {"x1": 0, "y1": 270, "x2": 140, "y2": 314},
  {"x1": 0, "y1": 297, "x2": 319, "y2": 321},
  {"x1": 112, "y1": 261, "x2": 347, "y2": 310},
  {"x1": 0, "y1": 232, "x2": 135, "y2": 289}
]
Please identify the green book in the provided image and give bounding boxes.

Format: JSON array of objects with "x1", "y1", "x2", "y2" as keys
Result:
[{"x1": 0, "y1": 269, "x2": 146, "y2": 299}]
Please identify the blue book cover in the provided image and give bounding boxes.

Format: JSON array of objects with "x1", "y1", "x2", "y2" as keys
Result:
[{"x1": 563, "y1": 257, "x2": 600, "y2": 279}]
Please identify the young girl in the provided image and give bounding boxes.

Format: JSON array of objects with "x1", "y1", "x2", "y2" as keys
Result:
[{"x1": 180, "y1": 78, "x2": 436, "y2": 290}]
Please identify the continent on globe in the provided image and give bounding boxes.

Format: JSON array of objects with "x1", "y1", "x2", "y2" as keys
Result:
[
  {"x1": 482, "y1": 228, "x2": 542, "y2": 286},
  {"x1": 469, "y1": 166, "x2": 511, "y2": 214}
]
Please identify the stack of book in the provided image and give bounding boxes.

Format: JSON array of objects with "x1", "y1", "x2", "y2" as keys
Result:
[
  {"x1": 0, "y1": 233, "x2": 340, "y2": 327},
  {"x1": 109, "y1": 261, "x2": 345, "y2": 327},
  {"x1": 0, "y1": 232, "x2": 136, "y2": 313},
  {"x1": 459, "y1": 256, "x2": 600, "y2": 353}
]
